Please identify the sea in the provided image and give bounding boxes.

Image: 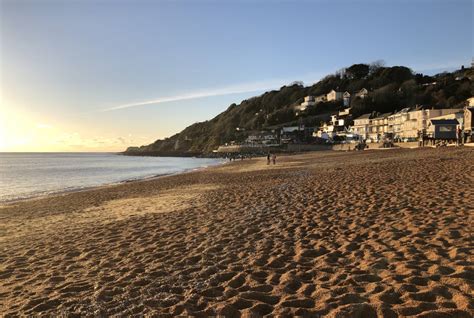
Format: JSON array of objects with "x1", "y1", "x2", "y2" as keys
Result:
[{"x1": 0, "y1": 152, "x2": 223, "y2": 202}]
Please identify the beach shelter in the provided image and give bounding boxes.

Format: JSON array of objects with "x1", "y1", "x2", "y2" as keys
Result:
[{"x1": 428, "y1": 119, "x2": 459, "y2": 140}]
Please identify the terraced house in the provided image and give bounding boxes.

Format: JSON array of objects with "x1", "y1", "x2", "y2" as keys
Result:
[
  {"x1": 367, "y1": 113, "x2": 391, "y2": 141},
  {"x1": 351, "y1": 113, "x2": 371, "y2": 140},
  {"x1": 401, "y1": 108, "x2": 462, "y2": 139},
  {"x1": 351, "y1": 108, "x2": 464, "y2": 142},
  {"x1": 387, "y1": 108, "x2": 411, "y2": 137}
]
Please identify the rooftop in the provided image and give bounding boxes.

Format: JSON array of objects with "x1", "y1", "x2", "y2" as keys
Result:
[
  {"x1": 354, "y1": 113, "x2": 371, "y2": 120},
  {"x1": 430, "y1": 119, "x2": 459, "y2": 125},
  {"x1": 372, "y1": 112, "x2": 392, "y2": 119}
]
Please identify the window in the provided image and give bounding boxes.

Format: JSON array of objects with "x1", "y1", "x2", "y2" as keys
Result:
[{"x1": 439, "y1": 126, "x2": 454, "y2": 132}]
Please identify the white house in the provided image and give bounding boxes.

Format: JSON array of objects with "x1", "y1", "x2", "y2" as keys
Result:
[
  {"x1": 295, "y1": 96, "x2": 316, "y2": 111},
  {"x1": 355, "y1": 88, "x2": 368, "y2": 99},
  {"x1": 315, "y1": 95, "x2": 327, "y2": 103},
  {"x1": 338, "y1": 107, "x2": 351, "y2": 117},
  {"x1": 368, "y1": 113, "x2": 391, "y2": 141},
  {"x1": 326, "y1": 90, "x2": 343, "y2": 102},
  {"x1": 467, "y1": 97, "x2": 474, "y2": 107},
  {"x1": 343, "y1": 91, "x2": 351, "y2": 107},
  {"x1": 387, "y1": 108, "x2": 411, "y2": 137},
  {"x1": 351, "y1": 113, "x2": 371, "y2": 139}
]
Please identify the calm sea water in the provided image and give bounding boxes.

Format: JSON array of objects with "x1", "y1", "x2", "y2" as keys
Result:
[{"x1": 0, "y1": 153, "x2": 223, "y2": 202}]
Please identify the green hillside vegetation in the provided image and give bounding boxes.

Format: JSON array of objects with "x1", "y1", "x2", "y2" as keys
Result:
[{"x1": 125, "y1": 62, "x2": 474, "y2": 156}]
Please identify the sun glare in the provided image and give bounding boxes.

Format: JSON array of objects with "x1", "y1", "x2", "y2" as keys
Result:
[{"x1": 0, "y1": 128, "x2": 6, "y2": 151}]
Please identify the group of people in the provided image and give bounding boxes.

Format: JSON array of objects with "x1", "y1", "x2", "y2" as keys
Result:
[
  {"x1": 225, "y1": 153, "x2": 277, "y2": 164},
  {"x1": 267, "y1": 153, "x2": 277, "y2": 165},
  {"x1": 227, "y1": 154, "x2": 249, "y2": 161}
]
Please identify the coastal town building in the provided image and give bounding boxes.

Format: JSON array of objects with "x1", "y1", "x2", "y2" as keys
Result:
[
  {"x1": 319, "y1": 121, "x2": 335, "y2": 135},
  {"x1": 336, "y1": 108, "x2": 353, "y2": 132},
  {"x1": 351, "y1": 113, "x2": 371, "y2": 139},
  {"x1": 295, "y1": 96, "x2": 316, "y2": 111},
  {"x1": 281, "y1": 126, "x2": 301, "y2": 133},
  {"x1": 368, "y1": 113, "x2": 391, "y2": 141},
  {"x1": 280, "y1": 126, "x2": 302, "y2": 144},
  {"x1": 428, "y1": 111, "x2": 464, "y2": 126},
  {"x1": 314, "y1": 107, "x2": 354, "y2": 140},
  {"x1": 427, "y1": 119, "x2": 459, "y2": 140},
  {"x1": 338, "y1": 107, "x2": 351, "y2": 117},
  {"x1": 349, "y1": 108, "x2": 465, "y2": 141},
  {"x1": 467, "y1": 97, "x2": 474, "y2": 107},
  {"x1": 245, "y1": 132, "x2": 278, "y2": 145},
  {"x1": 280, "y1": 125, "x2": 315, "y2": 143},
  {"x1": 355, "y1": 88, "x2": 368, "y2": 99},
  {"x1": 313, "y1": 89, "x2": 350, "y2": 105},
  {"x1": 315, "y1": 95, "x2": 327, "y2": 103},
  {"x1": 400, "y1": 108, "x2": 462, "y2": 139},
  {"x1": 343, "y1": 91, "x2": 351, "y2": 107},
  {"x1": 326, "y1": 90, "x2": 343, "y2": 102},
  {"x1": 464, "y1": 107, "x2": 474, "y2": 141},
  {"x1": 387, "y1": 108, "x2": 410, "y2": 137}
]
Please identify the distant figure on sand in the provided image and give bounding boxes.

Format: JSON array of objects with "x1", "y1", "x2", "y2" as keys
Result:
[
  {"x1": 272, "y1": 154, "x2": 276, "y2": 165},
  {"x1": 456, "y1": 127, "x2": 462, "y2": 146},
  {"x1": 267, "y1": 153, "x2": 271, "y2": 165}
]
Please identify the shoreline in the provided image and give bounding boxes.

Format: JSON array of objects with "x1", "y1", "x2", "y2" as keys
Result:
[
  {"x1": 0, "y1": 159, "x2": 226, "y2": 206},
  {"x1": 1, "y1": 147, "x2": 472, "y2": 317}
]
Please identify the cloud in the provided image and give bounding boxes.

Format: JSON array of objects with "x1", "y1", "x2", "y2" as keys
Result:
[{"x1": 99, "y1": 73, "x2": 325, "y2": 112}]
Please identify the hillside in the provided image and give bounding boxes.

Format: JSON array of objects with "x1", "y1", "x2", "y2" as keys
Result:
[{"x1": 125, "y1": 62, "x2": 474, "y2": 156}]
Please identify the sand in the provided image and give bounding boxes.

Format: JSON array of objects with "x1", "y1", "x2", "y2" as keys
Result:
[{"x1": 0, "y1": 147, "x2": 473, "y2": 317}]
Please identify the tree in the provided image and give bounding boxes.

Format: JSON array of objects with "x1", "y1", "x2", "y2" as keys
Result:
[
  {"x1": 446, "y1": 96, "x2": 457, "y2": 108},
  {"x1": 369, "y1": 66, "x2": 414, "y2": 88},
  {"x1": 346, "y1": 64, "x2": 370, "y2": 80},
  {"x1": 265, "y1": 108, "x2": 296, "y2": 126},
  {"x1": 369, "y1": 60, "x2": 386, "y2": 75},
  {"x1": 400, "y1": 79, "x2": 418, "y2": 106},
  {"x1": 371, "y1": 83, "x2": 399, "y2": 113},
  {"x1": 350, "y1": 96, "x2": 372, "y2": 115},
  {"x1": 289, "y1": 81, "x2": 304, "y2": 87}
]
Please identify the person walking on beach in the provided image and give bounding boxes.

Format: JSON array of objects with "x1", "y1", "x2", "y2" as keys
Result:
[
  {"x1": 456, "y1": 127, "x2": 462, "y2": 146},
  {"x1": 418, "y1": 130, "x2": 422, "y2": 147},
  {"x1": 272, "y1": 154, "x2": 276, "y2": 165},
  {"x1": 267, "y1": 153, "x2": 271, "y2": 165}
]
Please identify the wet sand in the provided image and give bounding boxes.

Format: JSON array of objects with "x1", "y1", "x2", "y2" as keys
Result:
[{"x1": 1, "y1": 148, "x2": 473, "y2": 317}]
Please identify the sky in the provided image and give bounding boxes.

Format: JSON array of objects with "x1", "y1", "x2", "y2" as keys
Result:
[{"x1": 0, "y1": 0, "x2": 472, "y2": 152}]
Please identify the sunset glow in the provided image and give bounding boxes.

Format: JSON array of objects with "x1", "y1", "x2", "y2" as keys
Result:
[{"x1": 0, "y1": 0, "x2": 471, "y2": 152}]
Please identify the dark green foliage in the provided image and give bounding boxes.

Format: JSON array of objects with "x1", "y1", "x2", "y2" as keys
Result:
[
  {"x1": 265, "y1": 108, "x2": 297, "y2": 126},
  {"x1": 371, "y1": 83, "x2": 400, "y2": 113},
  {"x1": 306, "y1": 101, "x2": 340, "y2": 116},
  {"x1": 350, "y1": 96, "x2": 373, "y2": 116},
  {"x1": 346, "y1": 64, "x2": 370, "y2": 80},
  {"x1": 369, "y1": 66, "x2": 414, "y2": 88},
  {"x1": 125, "y1": 64, "x2": 473, "y2": 155}
]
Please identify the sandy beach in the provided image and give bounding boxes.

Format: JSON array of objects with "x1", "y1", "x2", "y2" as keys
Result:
[{"x1": 0, "y1": 148, "x2": 473, "y2": 317}]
